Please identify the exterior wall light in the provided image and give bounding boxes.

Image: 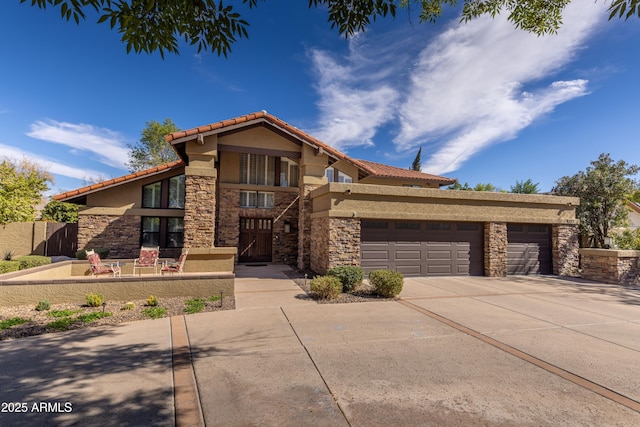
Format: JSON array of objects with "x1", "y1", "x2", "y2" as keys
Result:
[{"x1": 284, "y1": 221, "x2": 291, "y2": 233}]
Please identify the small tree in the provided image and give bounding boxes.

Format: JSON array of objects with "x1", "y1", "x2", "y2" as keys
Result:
[
  {"x1": 41, "y1": 200, "x2": 80, "y2": 223},
  {"x1": 411, "y1": 147, "x2": 422, "y2": 171},
  {"x1": 127, "y1": 119, "x2": 180, "y2": 172},
  {"x1": 0, "y1": 159, "x2": 53, "y2": 224},
  {"x1": 448, "y1": 181, "x2": 472, "y2": 191},
  {"x1": 511, "y1": 179, "x2": 540, "y2": 194},
  {"x1": 554, "y1": 153, "x2": 639, "y2": 248}
]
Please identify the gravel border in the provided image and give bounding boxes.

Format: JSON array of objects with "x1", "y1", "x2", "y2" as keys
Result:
[{"x1": 0, "y1": 296, "x2": 235, "y2": 341}]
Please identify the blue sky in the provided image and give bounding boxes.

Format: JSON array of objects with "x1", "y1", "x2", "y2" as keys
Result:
[{"x1": 0, "y1": 2, "x2": 638, "y2": 196}]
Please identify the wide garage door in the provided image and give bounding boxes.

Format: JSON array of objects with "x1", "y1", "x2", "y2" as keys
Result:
[
  {"x1": 361, "y1": 221, "x2": 483, "y2": 277},
  {"x1": 507, "y1": 224, "x2": 552, "y2": 275}
]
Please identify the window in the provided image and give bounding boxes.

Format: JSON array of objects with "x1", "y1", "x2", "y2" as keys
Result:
[
  {"x1": 325, "y1": 167, "x2": 334, "y2": 183},
  {"x1": 240, "y1": 153, "x2": 275, "y2": 186},
  {"x1": 142, "y1": 174, "x2": 185, "y2": 209},
  {"x1": 325, "y1": 166, "x2": 353, "y2": 183},
  {"x1": 362, "y1": 221, "x2": 388, "y2": 229},
  {"x1": 396, "y1": 222, "x2": 420, "y2": 230},
  {"x1": 280, "y1": 159, "x2": 299, "y2": 187},
  {"x1": 240, "y1": 191, "x2": 274, "y2": 208},
  {"x1": 142, "y1": 217, "x2": 183, "y2": 248},
  {"x1": 142, "y1": 182, "x2": 161, "y2": 208},
  {"x1": 427, "y1": 222, "x2": 450, "y2": 230},
  {"x1": 168, "y1": 175, "x2": 186, "y2": 208}
]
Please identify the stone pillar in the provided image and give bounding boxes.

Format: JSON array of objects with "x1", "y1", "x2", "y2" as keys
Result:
[
  {"x1": 183, "y1": 174, "x2": 216, "y2": 248},
  {"x1": 310, "y1": 216, "x2": 361, "y2": 275},
  {"x1": 552, "y1": 224, "x2": 579, "y2": 277},
  {"x1": 484, "y1": 222, "x2": 507, "y2": 277},
  {"x1": 298, "y1": 183, "x2": 321, "y2": 270}
]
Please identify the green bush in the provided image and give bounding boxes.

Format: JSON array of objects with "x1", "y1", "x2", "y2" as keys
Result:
[
  {"x1": 310, "y1": 275, "x2": 342, "y2": 300},
  {"x1": 0, "y1": 317, "x2": 29, "y2": 330},
  {"x1": 76, "y1": 248, "x2": 110, "y2": 260},
  {"x1": 143, "y1": 307, "x2": 167, "y2": 319},
  {"x1": 146, "y1": 295, "x2": 159, "y2": 307},
  {"x1": 16, "y1": 256, "x2": 51, "y2": 270},
  {"x1": 328, "y1": 266, "x2": 364, "y2": 293},
  {"x1": 0, "y1": 261, "x2": 21, "y2": 274},
  {"x1": 369, "y1": 270, "x2": 404, "y2": 298},
  {"x1": 3, "y1": 249, "x2": 14, "y2": 261},
  {"x1": 49, "y1": 309, "x2": 81, "y2": 318},
  {"x1": 35, "y1": 299, "x2": 50, "y2": 311},
  {"x1": 614, "y1": 229, "x2": 640, "y2": 250},
  {"x1": 85, "y1": 293, "x2": 104, "y2": 307},
  {"x1": 77, "y1": 312, "x2": 112, "y2": 323},
  {"x1": 184, "y1": 298, "x2": 205, "y2": 314}
]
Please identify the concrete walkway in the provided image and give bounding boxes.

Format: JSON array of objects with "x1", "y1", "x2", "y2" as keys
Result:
[{"x1": 1, "y1": 268, "x2": 639, "y2": 426}]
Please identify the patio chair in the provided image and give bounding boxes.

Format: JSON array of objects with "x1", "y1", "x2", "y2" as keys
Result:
[
  {"x1": 87, "y1": 250, "x2": 121, "y2": 277},
  {"x1": 133, "y1": 246, "x2": 160, "y2": 275},
  {"x1": 160, "y1": 249, "x2": 189, "y2": 275}
]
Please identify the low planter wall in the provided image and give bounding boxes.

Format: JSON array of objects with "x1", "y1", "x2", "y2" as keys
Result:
[
  {"x1": 580, "y1": 248, "x2": 640, "y2": 285},
  {"x1": 0, "y1": 256, "x2": 236, "y2": 306}
]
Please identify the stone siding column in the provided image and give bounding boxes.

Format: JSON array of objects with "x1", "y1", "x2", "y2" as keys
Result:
[
  {"x1": 298, "y1": 183, "x2": 320, "y2": 270},
  {"x1": 484, "y1": 222, "x2": 507, "y2": 277},
  {"x1": 310, "y1": 216, "x2": 361, "y2": 275},
  {"x1": 183, "y1": 175, "x2": 216, "y2": 248},
  {"x1": 552, "y1": 224, "x2": 579, "y2": 277}
]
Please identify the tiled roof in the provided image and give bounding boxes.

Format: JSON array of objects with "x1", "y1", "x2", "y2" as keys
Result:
[
  {"x1": 166, "y1": 111, "x2": 455, "y2": 184},
  {"x1": 357, "y1": 159, "x2": 456, "y2": 184},
  {"x1": 55, "y1": 112, "x2": 456, "y2": 201},
  {"x1": 54, "y1": 160, "x2": 184, "y2": 201}
]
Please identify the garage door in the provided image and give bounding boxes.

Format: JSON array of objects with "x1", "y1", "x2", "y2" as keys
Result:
[
  {"x1": 361, "y1": 221, "x2": 484, "y2": 277},
  {"x1": 507, "y1": 224, "x2": 552, "y2": 275}
]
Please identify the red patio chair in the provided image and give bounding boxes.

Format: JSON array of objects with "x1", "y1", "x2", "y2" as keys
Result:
[
  {"x1": 87, "y1": 250, "x2": 121, "y2": 277},
  {"x1": 133, "y1": 246, "x2": 160, "y2": 275},
  {"x1": 161, "y1": 249, "x2": 189, "y2": 275}
]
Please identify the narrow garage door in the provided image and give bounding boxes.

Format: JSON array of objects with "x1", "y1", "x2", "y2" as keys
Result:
[
  {"x1": 507, "y1": 224, "x2": 552, "y2": 275},
  {"x1": 361, "y1": 221, "x2": 484, "y2": 277}
]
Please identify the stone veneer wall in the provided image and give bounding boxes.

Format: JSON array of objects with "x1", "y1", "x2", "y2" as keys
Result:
[
  {"x1": 580, "y1": 249, "x2": 640, "y2": 285},
  {"x1": 298, "y1": 184, "x2": 321, "y2": 270},
  {"x1": 484, "y1": 222, "x2": 507, "y2": 277},
  {"x1": 310, "y1": 217, "x2": 361, "y2": 275},
  {"x1": 552, "y1": 224, "x2": 580, "y2": 277},
  {"x1": 183, "y1": 174, "x2": 216, "y2": 248},
  {"x1": 78, "y1": 214, "x2": 141, "y2": 258},
  {"x1": 216, "y1": 187, "x2": 299, "y2": 264}
]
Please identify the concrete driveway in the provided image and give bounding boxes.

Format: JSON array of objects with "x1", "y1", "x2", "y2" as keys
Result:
[
  {"x1": 189, "y1": 273, "x2": 640, "y2": 426},
  {"x1": 1, "y1": 271, "x2": 639, "y2": 426}
]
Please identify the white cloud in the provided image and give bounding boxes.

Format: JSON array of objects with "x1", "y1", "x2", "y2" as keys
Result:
[
  {"x1": 309, "y1": 35, "x2": 403, "y2": 150},
  {"x1": 26, "y1": 119, "x2": 130, "y2": 169},
  {"x1": 0, "y1": 143, "x2": 108, "y2": 181},
  {"x1": 309, "y1": 2, "x2": 605, "y2": 173}
]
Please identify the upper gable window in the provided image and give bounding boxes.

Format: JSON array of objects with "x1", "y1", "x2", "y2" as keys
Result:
[
  {"x1": 142, "y1": 174, "x2": 185, "y2": 209},
  {"x1": 325, "y1": 167, "x2": 352, "y2": 183},
  {"x1": 240, "y1": 153, "x2": 275, "y2": 186}
]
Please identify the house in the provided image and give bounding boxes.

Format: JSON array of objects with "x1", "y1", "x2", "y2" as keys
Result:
[
  {"x1": 55, "y1": 111, "x2": 580, "y2": 277},
  {"x1": 626, "y1": 201, "x2": 640, "y2": 230}
]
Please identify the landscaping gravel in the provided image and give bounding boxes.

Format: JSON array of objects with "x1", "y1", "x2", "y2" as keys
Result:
[{"x1": 0, "y1": 295, "x2": 235, "y2": 341}]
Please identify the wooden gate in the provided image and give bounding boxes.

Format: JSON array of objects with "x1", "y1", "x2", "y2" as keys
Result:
[
  {"x1": 238, "y1": 218, "x2": 272, "y2": 263},
  {"x1": 46, "y1": 223, "x2": 78, "y2": 257}
]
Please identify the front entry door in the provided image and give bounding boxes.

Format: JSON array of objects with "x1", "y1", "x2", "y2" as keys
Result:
[{"x1": 239, "y1": 218, "x2": 273, "y2": 262}]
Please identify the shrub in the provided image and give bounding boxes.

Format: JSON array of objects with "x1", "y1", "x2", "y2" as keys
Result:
[
  {"x1": 369, "y1": 270, "x2": 404, "y2": 298},
  {"x1": 76, "y1": 248, "x2": 110, "y2": 260},
  {"x1": 310, "y1": 275, "x2": 342, "y2": 300},
  {"x1": 85, "y1": 293, "x2": 104, "y2": 307},
  {"x1": 17, "y1": 256, "x2": 51, "y2": 270},
  {"x1": 613, "y1": 229, "x2": 640, "y2": 250},
  {"x1": 122, "y1": 302, "x2": 135, "y2": 310},
  {"x1": 35, "y1": 299, "x2": 50, "y2": 311},
  {"x1": 77, "y1": 312, "x2": 112, "y2": 323},
  {"x1": 0, "y1": 261, "x2": 21, "y2": 274},
  {"x1": 0, "y1": 317, "x2": 29, "y2": 330},
  {"x1": 184, "y1": 298, "x2": 205, "y2": 314},
  {"x1": 143, "y1": 307, "x2": 167, "y2": 319},
  {"x1": 3, "y1": 249, "x2": 14, "y2": 261},
  {"x1": 49, "y1": 309, "x2": 81, "y2": 318},
  {"x1": 46, "y1": 317, "x2": 77, "y2": 331},
  {"x1": 146, "y1": 295, "x2": 159, "y2": 307},
  {"x1": 328, "y1": 266, "x2": 364, "y2": 293}
]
